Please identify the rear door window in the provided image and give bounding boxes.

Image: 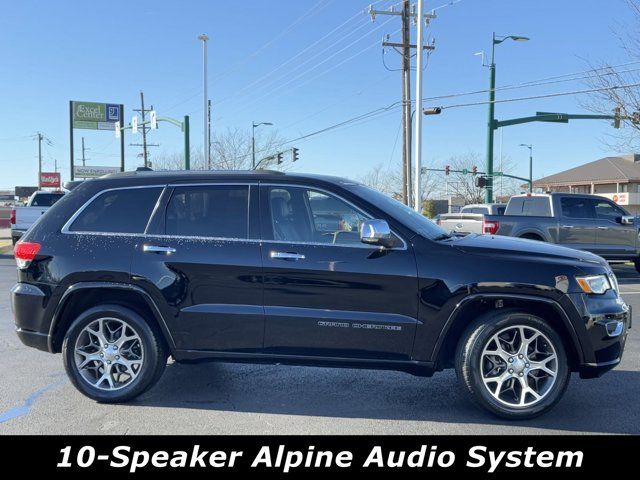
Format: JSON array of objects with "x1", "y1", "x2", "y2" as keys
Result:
[
  {"x1": 69, "y1": 187, "x2": 162, "y2": 233},
  {"x1": 165, "y1": 185, "x2": 249, "y2": 239},
  {"x1": 560, "y1": 197, "x2": 596, "y2": 219}
]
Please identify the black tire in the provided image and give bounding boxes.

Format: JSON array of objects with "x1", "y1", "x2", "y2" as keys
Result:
[
  {"x1": 633, "y1": 258, "x2": 640, "y2": 274},
  {"x1": 62, "y1": 304, "x2": 168, "y2": 403},
  {"x1": 455, "y1": 310, "x2": 570, "y2": 420}
]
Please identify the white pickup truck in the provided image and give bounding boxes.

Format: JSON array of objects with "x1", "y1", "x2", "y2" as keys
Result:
[
  {"x1": 10, "y1": 191, "x2": 65, "y2": 244},
  {"x1": 437, "y1": 203, "x2": 506, "y2": 235}
]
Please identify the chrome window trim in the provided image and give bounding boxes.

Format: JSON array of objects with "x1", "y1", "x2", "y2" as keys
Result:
[
  {"x1": 60, "y1": 181, "x2": 408, "y2": 250},
  {"x1": 61, "y1": 185, "x2": 167, "y2": 235}
]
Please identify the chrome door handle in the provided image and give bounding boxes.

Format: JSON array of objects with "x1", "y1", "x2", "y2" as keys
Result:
[
  {"x1": 143, "y1": 245, "x2": 176, "y2": 254},
  {"x1": 561, "y1": 225, "x2": 574, "y2": 229},
  {"x1": 270, "y1": 251, "x2": 305, "y2": 260},
  {"x1": 597, "y1": 226, "x2": 609, "y2": 230}
]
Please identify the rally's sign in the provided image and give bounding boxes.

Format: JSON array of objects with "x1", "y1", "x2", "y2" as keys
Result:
[
  {"x1": 72, "y1": 101, "x2": 122, "y2": 130},
  {"x1": 40, "y1": 172, "x2": 61, "y2": 188},
  {"x1": 73, "y1": 165, "x2": 120, "y2": 178}
]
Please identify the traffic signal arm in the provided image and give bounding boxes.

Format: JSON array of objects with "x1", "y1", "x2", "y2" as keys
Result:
[{"x1": 494, "y1": 112, "x2": 628, "y2": 129}]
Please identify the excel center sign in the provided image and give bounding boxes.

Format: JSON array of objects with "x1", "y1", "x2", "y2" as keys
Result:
[{"x1": 72, "y1": 101, "x2": 122, "y2": 130}]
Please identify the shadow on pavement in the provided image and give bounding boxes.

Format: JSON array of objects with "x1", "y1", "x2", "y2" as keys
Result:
[{"x1": 131, "y1": 361, "x2": 640, "y2": 434}]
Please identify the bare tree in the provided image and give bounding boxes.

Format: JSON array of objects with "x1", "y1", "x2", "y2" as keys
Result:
[
  {"x1": 152, "y1": 127, "x2": 287, "y2": 171},
  {"x1": 582, "y1": 0, "x2": 640, "y2": 151},
  {"x1": 359, "y1": 162, "x2": 441, "y2": 203}
]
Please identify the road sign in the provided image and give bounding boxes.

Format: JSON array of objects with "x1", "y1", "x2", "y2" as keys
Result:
[
  {"x1": 73, "y1": 165, "x2": 120, "y2": 179},
  {"x1": 150, "y1": 111, "x2": 157, "y2": 129},
  {"x1": 462, "y1": 168, "x2": 468, "y2": 175},
  {"x1": 71, "y1": 101, "x2": 122, "y2": 130},
  {"x1": 115, "y1": 121, "x2": 121, "y2": 138},
  {"x1": 40, "y1": 172, "x2": 60, "y2": 188}
]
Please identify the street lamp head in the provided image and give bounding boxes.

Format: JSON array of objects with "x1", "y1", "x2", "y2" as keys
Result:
[
  {"x1": 198, "y1": 34, "x2": 209, "y2": 42},
  {"x1": 494, "y1": 34, "x2": 530, "y2": 45}
]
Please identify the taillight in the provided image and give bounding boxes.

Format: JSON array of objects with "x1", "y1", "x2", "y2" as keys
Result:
[
  {"x1": 483, "y1": 220, "x2": 500, "y2": 235},
  {"x1": 14, "y1": 241, "x2": 41, "y2": 269},
  {"x1": 10, "y1": 209, "x2": 16, "y2": 225}
]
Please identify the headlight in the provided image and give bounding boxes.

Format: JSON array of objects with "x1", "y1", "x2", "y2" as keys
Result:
[{"x1": 576, "y1": 274, "x2": 611, "y2": 294}]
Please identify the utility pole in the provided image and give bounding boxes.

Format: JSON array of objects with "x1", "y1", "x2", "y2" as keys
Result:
[
  {"x1": 131, "y1": 91, "x2": 159, "y2": 167},
  {"x1": 37, "y1": 132, "x2": 43, "y2": 188},
  {"x1": 413, "y1": 0, "x2": 425, "y2": 212},
  {"x1": 198, "y1": 34, "x2": 210, "y2": 167},
  {"x1": 401, "y1": 0, "x2": 411, "y2": 206},
  {"x1": 369, "y1": 2, "x2": 435, "y2": 207},
  {"x1": 81, "y1": 137, "x2": 89, "y2": 166}
]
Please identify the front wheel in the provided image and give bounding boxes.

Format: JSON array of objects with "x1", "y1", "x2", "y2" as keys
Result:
[
  {"x1": 62, "y1": 304, "x2": 167, "y2": 403},
  {"x1": 455, "y1": 311, "x2": 570, "y2": 420}
]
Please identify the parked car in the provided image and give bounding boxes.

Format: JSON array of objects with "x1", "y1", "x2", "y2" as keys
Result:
[
  {"x1": 10, "y1": 190, "x2": 65, "y2": 244},
  {"x1": 437, "y1": 203, "x2": 506, "y2": 235},
  {"x1": 478, "y1": 193, "x2": 640, "y2": 271},
  {"x1": 11, "y1": 171, "x2": 630, "y2": 419}
]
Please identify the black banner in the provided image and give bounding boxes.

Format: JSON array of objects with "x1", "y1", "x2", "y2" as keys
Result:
[{"x1": 2, "y1": 435, "x2": 637, "y2": 477}]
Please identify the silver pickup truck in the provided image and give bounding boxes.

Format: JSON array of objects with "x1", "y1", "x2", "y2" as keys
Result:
[
  {"x1": 437, "y1": 203, "x2": 506, "y2": 235},
  {"x1": 477, "y1": 192, "x2": 640, "y2": 271}
]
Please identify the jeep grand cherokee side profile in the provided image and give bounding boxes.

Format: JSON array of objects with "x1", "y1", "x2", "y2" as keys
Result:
[{"x1": 11, "y1": 170, "x2": 631, "y2": 419}]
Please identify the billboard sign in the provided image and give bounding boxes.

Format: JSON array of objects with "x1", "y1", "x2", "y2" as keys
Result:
[
  {"x1": 72, "y1": 101, "x2": 122, "y2": 130},
  {"x1": 73, "y1": 165, "x2": 120, "y2": 179},
  {"x1": 40, "y1": 172, "x2": 61, "y2": 188}
]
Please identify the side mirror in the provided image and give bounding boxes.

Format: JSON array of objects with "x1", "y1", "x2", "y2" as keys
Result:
[
  {"x1": 620, "y1": 215, "x2": 635, "y2": 225},
  {"x1": 360, "y1": 219, "x2": 395, "y2": 248}
]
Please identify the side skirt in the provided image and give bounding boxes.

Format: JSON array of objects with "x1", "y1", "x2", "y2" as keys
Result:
[{"x1": 174, "y1": 350, "x2": 436, "y2": 377}]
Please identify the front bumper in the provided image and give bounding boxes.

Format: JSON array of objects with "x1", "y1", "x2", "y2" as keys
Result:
[{"x1": 566, "y1": 291, "x2": 631, "y2": 379}]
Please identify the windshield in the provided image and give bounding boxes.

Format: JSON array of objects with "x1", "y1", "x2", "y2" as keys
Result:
[{"x1": 346, "y1": 184, "x2": 448, "y2": 240}]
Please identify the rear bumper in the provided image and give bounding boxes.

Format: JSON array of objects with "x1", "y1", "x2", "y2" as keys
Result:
[{"x1": 10, "y1": 283, "x2": 52, "y2": 353}]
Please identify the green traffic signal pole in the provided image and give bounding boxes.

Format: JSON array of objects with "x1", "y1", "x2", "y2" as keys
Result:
[
  {"x1": 485, "y1": 33, "x2": 530, "y2": 203},
  {"x1": 118, "y1": 115, "x2": 190, "y2": 170}
]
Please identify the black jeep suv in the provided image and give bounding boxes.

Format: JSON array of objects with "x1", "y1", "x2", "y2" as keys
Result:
[{"x1": 11, "y1": 170, "x2": 630, "y2": 419}]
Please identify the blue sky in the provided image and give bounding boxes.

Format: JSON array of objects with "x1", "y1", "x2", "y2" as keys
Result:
[{"x1": 0, "y1": 0, "x2": 635, "y2": 189}]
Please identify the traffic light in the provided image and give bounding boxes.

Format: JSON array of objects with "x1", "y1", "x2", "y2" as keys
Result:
[
  {"x1": 472, "y1": 165, "x2": 477, "y2": 175},
  {"x1": 423, "y1": 107, "x2": 443, "y2": 115},
  {"x1": 292, "y1": 147, "x2": 299, "y2": 162},
  {"x1": 276, "y1": 152, "x2": 284, "y2": 164},
  {"x1": 475, "y1": 176, "x2": 487, "y2": 188},
  {"x1": 445, "y1": 165, "x2": 450, "y2": 176},
  {"x1": 613, "y1": 106, "x2": 621, "y2": 129}
]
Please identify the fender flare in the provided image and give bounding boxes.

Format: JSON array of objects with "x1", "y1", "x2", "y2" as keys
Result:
[
  {"x1": 431, "y1": 293, "x2": 585, "y2": 365},
  {"x1": 48, "y1": 281, "x2": 176, "y2": 353}
]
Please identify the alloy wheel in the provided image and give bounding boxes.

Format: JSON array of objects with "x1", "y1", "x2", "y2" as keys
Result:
[
  {"x1": 74, "y1": 317, "x2": 144, "y2": 391},
  {"x1": 480, "y1": 325, "x2": 558, "y2": 408}
]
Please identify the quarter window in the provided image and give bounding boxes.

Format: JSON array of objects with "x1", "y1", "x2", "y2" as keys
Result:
[
  {"x1": 69, "y1": 187, "x2": 162, "y2": 233},
  {"x1": 165, "y1": 185, "x2": 249, "y2": 238}
]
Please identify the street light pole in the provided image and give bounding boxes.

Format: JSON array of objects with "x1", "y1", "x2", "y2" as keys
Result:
[
  {"x1": 251, "y1": 121, "x2": 273, "y2": 169},
  {"x1": 520, "y1": 143, "x2": 533, "y2": 191},
  {"x1": 198, "y1": 34, "x2": 209, "y2": 169},
  {"x1": 413, "y1": 0, "x2": 425, "y2": 212},
  {"x1": 484, "y1": 32, "x2": 529, "y2": 203}
]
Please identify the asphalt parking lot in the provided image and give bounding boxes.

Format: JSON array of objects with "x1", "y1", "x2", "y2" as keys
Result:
[{"x1": 0, "y1": 255, "x2": 638, "y2": 435}]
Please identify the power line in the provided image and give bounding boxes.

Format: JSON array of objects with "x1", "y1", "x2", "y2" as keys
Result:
[
  {"x1": 162, "y1": 0, "x2": 343, "y2": 115},
  {"x1": 422, "y1": 61, "x2": 640, "y2": 103},
  {"x1": 440, "y1": 82, "x2": 640, "y2": 109}
]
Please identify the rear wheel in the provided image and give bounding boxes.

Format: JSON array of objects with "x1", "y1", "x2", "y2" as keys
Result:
[
  {"x1": 62, "y1": 304, "x2": 167, "y2": 403},
  {"x1": 455, "y1": 311, "x2": 570, "y2": 419}
]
